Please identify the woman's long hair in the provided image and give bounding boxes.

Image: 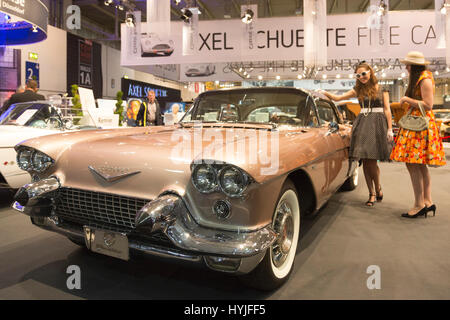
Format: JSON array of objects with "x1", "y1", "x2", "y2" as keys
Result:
[
  {"x1": 405, "y1": 64, "x2": 426, "y2": 98},
  {"x1": 354, "y1": 62, "x2": 379, "y2": 100}
]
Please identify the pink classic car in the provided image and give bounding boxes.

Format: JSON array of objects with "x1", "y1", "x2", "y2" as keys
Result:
[{"x1": 12, "y1": 87, "x2": 359, "y2": 290}]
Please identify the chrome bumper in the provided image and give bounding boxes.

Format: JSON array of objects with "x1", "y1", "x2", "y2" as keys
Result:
[{"x1": 13, "y1": 178, "x2": 277, "y2": 274}]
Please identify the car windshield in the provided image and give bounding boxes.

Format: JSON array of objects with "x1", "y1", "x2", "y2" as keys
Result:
[
  {"x1": 0, "y1": 102, "x2": 63, "y2": 130},
  {"x1": 181, "y1": 88, "x2": 317, "y2": 127},
  {"x1": 435, "y1": 111, "x2": 450, "y2": 119}
]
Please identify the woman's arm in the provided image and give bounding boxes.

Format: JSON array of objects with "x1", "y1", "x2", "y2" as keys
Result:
[
  {"x1": 399, "y1": 78, "x2": 434, "y2": 111},
  {"x1": 321, "y1": 89, "x2": 356, "y2": 101},
  {"x1": 383, "y1": 91, "x2": 393, "y2": 142}
]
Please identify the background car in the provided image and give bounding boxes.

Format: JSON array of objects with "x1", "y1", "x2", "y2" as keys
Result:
[
  {"x1": 185, "y1": 64, "x2": 216, "y2": 77},
  {"x1": 0, "y1": 102, "x2": 97, "y2": 190},
  {"x1": 141, "y1": 33, "x2": 174, "y2": 57},
  {"x1": 434, "y1": 109, "x2": 450, "y2": 142},
  {"x1": 12, "y1": 87, "x2": 359, "y2": 291}
]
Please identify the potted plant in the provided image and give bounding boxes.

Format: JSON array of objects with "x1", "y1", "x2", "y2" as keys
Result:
[
  {"x1": 70, "y1": 84, "x2": 83, "y2": 124},
  {"x1": 115, "y1": 90, "x2": 124, "y2": 126}
]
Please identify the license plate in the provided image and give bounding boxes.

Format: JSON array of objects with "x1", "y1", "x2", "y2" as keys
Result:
[{"x1": 84, "y1": 227, "x2": 129, "y2": 261}]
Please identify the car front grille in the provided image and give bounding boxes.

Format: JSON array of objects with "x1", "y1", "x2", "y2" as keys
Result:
[
  {"x1": 55, "y1": 188, "x2": 149, "y2": 231},
  {"x1": 153, "y1": 44, "x2": 170, "y2": 50}
]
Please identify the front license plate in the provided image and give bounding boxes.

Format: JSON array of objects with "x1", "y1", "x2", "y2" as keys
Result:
[{"x1": 84, "y1": 227, "x2": 129, "y2": 261}]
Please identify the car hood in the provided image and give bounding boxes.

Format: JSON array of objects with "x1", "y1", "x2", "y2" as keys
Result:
[
  {"x1": 19, "y1": 125, "x2": 296, "y2": 199},
  {"x1": 0, "y1": 125, "x2": 59, "y2": 148}
]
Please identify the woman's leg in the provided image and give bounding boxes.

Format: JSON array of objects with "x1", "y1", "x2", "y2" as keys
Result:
[
  {"x1": 405, "y1": 163, "x2": 426, "y2": 213},
  {"x1": 418, "y1": 164, "x2": 432, "y2": 207},
  {"x1": 362, "y1": 159, "x2": 376, "y2": 204}
]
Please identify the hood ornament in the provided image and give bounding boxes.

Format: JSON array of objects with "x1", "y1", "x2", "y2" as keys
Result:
[{"x1": 89, "y1": 165, "x2": 141, "y2": 182}]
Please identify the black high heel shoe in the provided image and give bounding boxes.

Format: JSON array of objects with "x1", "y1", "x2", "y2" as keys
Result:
[
  {"x1": 366, "y1": 194, "x2": 376, "y2": 207},
  {"x1": 376, "y1": 187, "x2": 383, "y2": 202},
  {"x1": 426, "y1": 204, "x2": 436, "y2": 217},
  {"x1": 401, "y1": 206, "x2": 428, "y2": 218}
]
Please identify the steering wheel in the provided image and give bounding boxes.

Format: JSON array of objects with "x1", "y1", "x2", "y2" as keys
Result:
[{"x1": 274, "y1": 115, "x2": 297, "y2": 125}]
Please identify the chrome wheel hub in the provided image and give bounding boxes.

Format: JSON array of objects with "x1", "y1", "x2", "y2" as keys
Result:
[{"x1": 272, "y1": 201, "x2": 294, "y2": 268}]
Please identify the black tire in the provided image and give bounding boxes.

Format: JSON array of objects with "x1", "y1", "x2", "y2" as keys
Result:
[
  {"x1": 240, "y1": 179, "x2": 300, "y2": 291},
  {"x1": 341, "y1": 166, "x2": 359, "y2": 191}
]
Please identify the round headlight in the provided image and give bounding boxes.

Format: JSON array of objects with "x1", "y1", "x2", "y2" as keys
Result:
[
  {"x1": 17, "y1": 149, "x2": 33, "y2": 171},
  {"x1": 31, "y1": 151, "x2": 53, "y2": 172},
  {"x1": 192, "y1": 164, "x2": 217, "y2": 193},
  {"x1": 218, "y1": 166, "x2": 248, "y2": 197}
]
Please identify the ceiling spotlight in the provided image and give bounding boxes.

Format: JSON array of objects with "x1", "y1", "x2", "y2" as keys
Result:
[
  {"x1": 246, "y1": 74, "x2": 250, "y2": 78},
  {"x1": 181, "y1": 8, "x2": 193, "y2": 23},
  {"x1": 441, "y1": 2, "x2": 450, "y2": 14},
  {"x1": 446, "y1": 67, "x2": 450, "y2": 72},
  {"x1": 241, "y1": 9, "x2": 254, "y2": 24},
  {"x1": 258, "y1": 75, "x2": 263, "y2": 80},
  {"x1": 125, "y1": 12, "x2": 136, "y2": 27},
  {"x1": 349, "y1": 74, "x2": 353, "y2": 78},
  {"x1": 297, "y1": 74, "x2": 302, "y2": 79},
  {"x1": 336, "y1": 74, "x2": 341, "y2": 79},
  {"x1": 32, "y1": 25, "x2": 38, "y2": 33},
  {"x1": 175, "y1": 0, "x2": 181, "y2": 4},
  {"x1": 239, "y1": 67, "x2": 243, "y2": 72},
  {"x1": 435, "y1": 70, "x2": 440, "y2": 75},
  {"x1": 117, "y1": 4, "x2": 124, "y2": 11},
  {"x1": 276, "y1": 75, "x2": 281, "y2": 80},
  {"x1": 104, "y1": 0, "x2": 113, "y2": 6},
  {"x1": 377, "y1": 0, "x2": 387, "y2": 16},
  {"x1": 401, "y1": 72, "x2": 406, "y2": 77},
  {"x1": 382, "y1": 72, "x2": 386, "y2": 78},
  {"x1": 322, "y1": 74, "x2": 327, "y2": 79}
]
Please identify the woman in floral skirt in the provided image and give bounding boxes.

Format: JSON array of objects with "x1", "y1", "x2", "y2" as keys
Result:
[{"x1": 391, "y1": 51, "x2": 446, "y2": 218}]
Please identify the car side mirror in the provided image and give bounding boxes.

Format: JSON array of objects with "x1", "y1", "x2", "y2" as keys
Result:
[{"x1": 328, "y1": 122, "x2": 339, "y2": 133}]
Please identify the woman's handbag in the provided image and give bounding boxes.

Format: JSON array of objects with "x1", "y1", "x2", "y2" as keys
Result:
[{"x1": 398, "y1": 102, "x2": 429, "y2": 131}]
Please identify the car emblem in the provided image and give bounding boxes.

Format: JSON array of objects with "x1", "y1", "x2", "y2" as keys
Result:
[
  {"x1": 103, "y1": 233, "x2": 116, "y2": 247},
  {"x1": 89, "y1": 165, "x2": 141, "y2": 182}
]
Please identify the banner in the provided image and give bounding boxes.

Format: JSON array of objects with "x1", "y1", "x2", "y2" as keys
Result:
[
  {"x1": 303, "y1": 0, "x2": 327, "y2": 67},
  {"x1": 79, "y1": 40, "x2": 93, "y2": 88},
  {"x1": 240, "y1": 4, "x2": 258, "y2": 55},
  {"x1": 121, "y1": 78, "x2": 181, "y2": 104},
  {"x1": 182, "y1": 7, "x2": 199, "y2": 56},
  {"x1": 435, "y1": 0, "x2": 446, "y2": 48},
  {"x1": 126, "y1": 11, "x2": 141, "y2": 59},
  {"x1": 67, "y1": 33, "x2": 103, "y2": 98},
  {"x1": 121, "y1": 11, "x2": 444, "y2": 66},
  {"x1": 368, "y1": 0, "x2": 389, "y2": 52}
]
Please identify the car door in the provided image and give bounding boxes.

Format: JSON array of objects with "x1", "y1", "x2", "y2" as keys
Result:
[{"x1": 315, "y1": 99, "x2": 349, "y2": 197}]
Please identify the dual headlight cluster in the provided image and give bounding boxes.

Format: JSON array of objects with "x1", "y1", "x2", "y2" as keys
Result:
[
  {"x1": 16, "y1": 148, "x2": 54, "y2": 173},
  {"x1": 191, "y1": 163, "x2": 251, "y2": 197}
]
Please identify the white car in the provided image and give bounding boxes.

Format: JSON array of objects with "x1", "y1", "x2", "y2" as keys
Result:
[
  {"x1": 141, "y1": 33, "x2": 174, "y2": 57},
  {"x1": 0, "y1": 102, "x2": 96, "y2": 189},
  {"x1": 185, "y1": 64, "x2": 216, "y2": 77}
]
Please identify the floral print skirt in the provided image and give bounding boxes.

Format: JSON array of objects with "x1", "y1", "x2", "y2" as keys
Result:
[{"x1": 390, "y1": 109, "x2": 446, "y2": 166}]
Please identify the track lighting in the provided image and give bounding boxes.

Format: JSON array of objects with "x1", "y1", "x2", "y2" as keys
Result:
[
  {"x1": 104, "y1": 0, "x2": 113, "y2": 6},
  {"x1": 241, "y1": 9, "x2": 254, "y2": 24},
  {"x1": 125, "y1": 11, "x2": 135, "y2": 27},
  {"x1": 181, "y1": 8, "x2": 193, "y2": 23},
  {"x1": 441, "y1": 1, "x2": 450, "y2": 14},
  {"x1": 377, "y1": 0, "x2": 387, "y2": 16}
]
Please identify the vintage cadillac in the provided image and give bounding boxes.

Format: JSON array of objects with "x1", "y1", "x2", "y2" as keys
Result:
[{"x1": 12, "y1": 87, "x2": 359, "y2": 290}]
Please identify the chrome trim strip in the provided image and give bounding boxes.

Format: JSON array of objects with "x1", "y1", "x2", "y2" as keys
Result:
[{"x1": 88, "y1": 165, "x2": 141, "y2": 182}]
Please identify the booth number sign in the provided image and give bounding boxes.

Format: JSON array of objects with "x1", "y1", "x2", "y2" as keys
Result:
[{"x1": 79, "y1": 40, "x2": 93, "y2": 88}]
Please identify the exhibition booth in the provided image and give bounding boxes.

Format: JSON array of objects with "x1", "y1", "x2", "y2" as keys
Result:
[{"x1": 0, "y1": 0, "x2": 449, "y2": 301}]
